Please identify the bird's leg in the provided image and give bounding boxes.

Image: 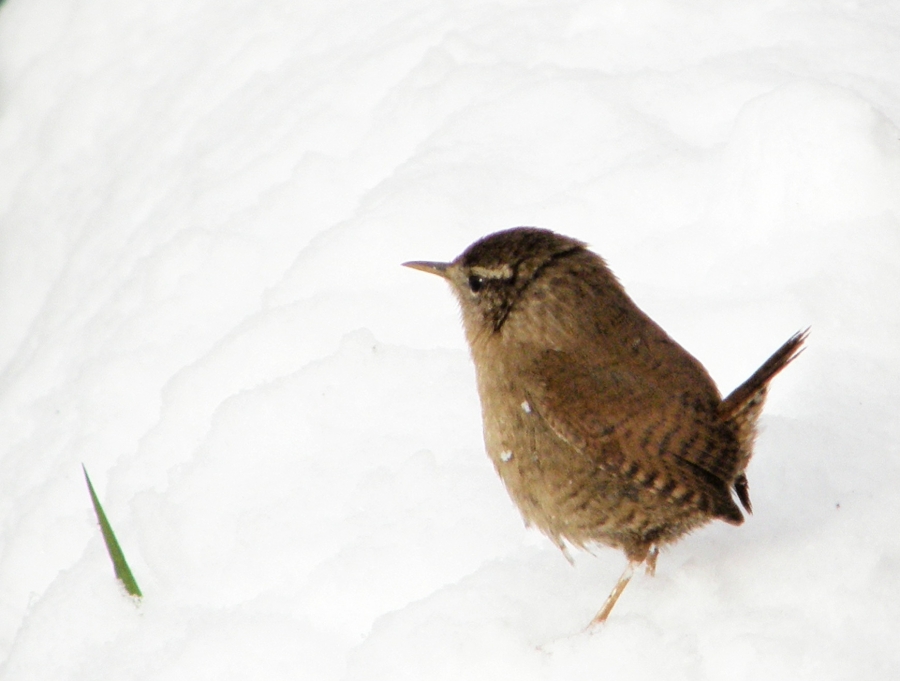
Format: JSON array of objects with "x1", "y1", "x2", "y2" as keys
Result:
[
  {"x1": 590, "y1": 560, "x2": 637, "y2": 626},
  {"x1": 590, "y1": 544, "x2": 657, "y2": 626}
]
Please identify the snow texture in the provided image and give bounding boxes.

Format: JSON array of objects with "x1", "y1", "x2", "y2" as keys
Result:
[{"x1": 0, "y1": 0, "x2": 899, "y2": 678}]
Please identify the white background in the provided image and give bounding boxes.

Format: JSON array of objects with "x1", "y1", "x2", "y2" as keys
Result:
[{"x1": 0, "y1": 0, "x2": 898, "y2": 678}]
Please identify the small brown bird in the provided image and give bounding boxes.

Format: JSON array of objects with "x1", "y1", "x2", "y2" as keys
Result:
[{"x1": 405, "y1": 227, "x2": 806, "y2": 625}]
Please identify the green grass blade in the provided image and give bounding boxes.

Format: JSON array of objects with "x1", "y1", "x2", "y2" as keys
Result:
[{"x1": 82, "y1": 465, "x2": 143, "y2": 599}]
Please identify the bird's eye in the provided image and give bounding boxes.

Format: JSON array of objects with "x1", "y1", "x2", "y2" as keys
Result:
[{"x1": 468, "y1": 275, "x2": 485, "y2": 293}]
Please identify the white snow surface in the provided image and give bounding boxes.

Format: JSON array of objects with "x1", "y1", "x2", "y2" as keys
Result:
[{"x1": 0, "y1": 0, "x2": 899, "y2": 678}]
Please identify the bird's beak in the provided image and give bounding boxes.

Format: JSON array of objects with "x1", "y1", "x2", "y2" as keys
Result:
[{"x1": 402, "y1": 261, "x2": 451, "y2": 278}]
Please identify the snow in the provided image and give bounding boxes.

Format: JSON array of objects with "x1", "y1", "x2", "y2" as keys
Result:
[{"x1": 0, "y1": 0, "x2": 898, "y2": 678}]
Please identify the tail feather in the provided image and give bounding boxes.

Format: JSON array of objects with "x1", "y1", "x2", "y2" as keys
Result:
[
  {"x1": 720, "y1": 328, "x2": 808, "y2": 513},
  {"x1": 719, "y1": 329, "x2": 808, "y2": 421}
]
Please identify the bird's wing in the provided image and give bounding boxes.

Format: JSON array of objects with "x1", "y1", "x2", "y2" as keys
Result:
[{"x1": 524, "y1": 350, "x2": 736, "y2": 487}]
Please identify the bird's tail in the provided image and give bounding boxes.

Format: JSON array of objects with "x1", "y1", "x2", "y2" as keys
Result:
[
  {"x1": 720, "y1": 328, "x2": 808, "y2": 511},
  {"x1": 720, "y1": 329, "x2": 808, "y2": 422}
]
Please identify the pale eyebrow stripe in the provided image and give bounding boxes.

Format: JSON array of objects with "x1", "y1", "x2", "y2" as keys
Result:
[{"x1": 470, "y1": 264, "x2": 513, "y2": 279}]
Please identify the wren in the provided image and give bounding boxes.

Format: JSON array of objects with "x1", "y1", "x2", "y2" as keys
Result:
[{"x1": 404, "y1": 227, "x2": 806, "y2": 625}]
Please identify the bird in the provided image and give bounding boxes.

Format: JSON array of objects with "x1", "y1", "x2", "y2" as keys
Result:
[{"x1": 404, "y1": 227, "x2": 806, "y2": 625}]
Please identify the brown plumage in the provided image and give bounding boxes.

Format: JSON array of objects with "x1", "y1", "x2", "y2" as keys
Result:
[{"x1": 404, "y1": 227, "x2": 806, "y2": 625}]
